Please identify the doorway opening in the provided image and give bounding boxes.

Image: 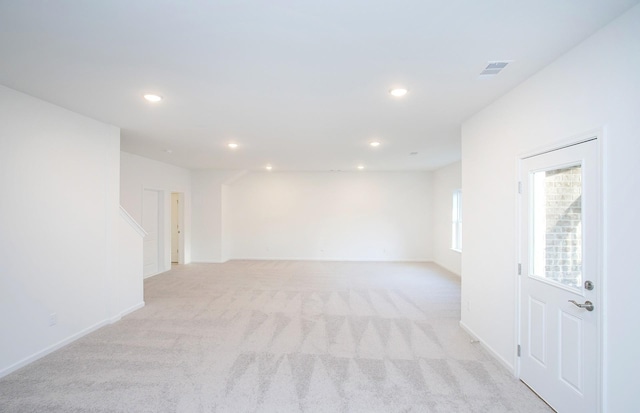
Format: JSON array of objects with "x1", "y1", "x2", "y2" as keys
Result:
[{"x1": 171, "y1": 192, "x2": 185, "y2": 265}]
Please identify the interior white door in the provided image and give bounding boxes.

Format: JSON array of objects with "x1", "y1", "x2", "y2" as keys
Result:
[
  {"x1": 171, "y1": 193, "x2": 179, "y2": 263},
  {"x1": 519, "y1": 139, "x2": 599, "y2": 412},
  {"x1": 142, "y1": 189, "x2": 160, "y2": 277}
]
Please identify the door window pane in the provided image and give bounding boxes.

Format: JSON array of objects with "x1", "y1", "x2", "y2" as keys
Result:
[{"x1": 531, "y1": 165, "x2": 582, "y2": 288}]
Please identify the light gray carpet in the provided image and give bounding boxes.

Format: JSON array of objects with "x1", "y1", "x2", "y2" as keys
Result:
[{"x1": 0, "y1": 261, "x2": 552, "y2": 412}]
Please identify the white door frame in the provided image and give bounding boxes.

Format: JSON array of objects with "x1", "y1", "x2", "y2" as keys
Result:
[{"x1": 515, "y1": 129, "x2": 604, "y2": 412}]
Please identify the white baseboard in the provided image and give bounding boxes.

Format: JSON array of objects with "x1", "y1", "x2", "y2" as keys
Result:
[
  {"x1": 224, "y1": 257, "x2": 433, "y2": 263},
  {"x1": 144, "y1": 269, "x2": 168, "y2": 279},
  {"x1": 121, "y1": 301, "x2": 145, "y2": 317},
  {"x1": 431, "y1": 260, "x2": 461, "y2": 277},
  {"x1": 108, "y1": 301, "x2": 145, "y2": 324},
  {"x1": 0, "y1": 319, "x2": 108, "y2": 379},
  {"x1": 459, "y1": 320, "x2": 515, "y2": 374},
  {"x1": 0, "y1": 302, "x2": 146, "y2": 379}
]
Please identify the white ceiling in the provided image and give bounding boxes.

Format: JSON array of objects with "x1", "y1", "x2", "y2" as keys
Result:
[{"x1": 1, "y1": 1, "x2": 637, "y2": 171}]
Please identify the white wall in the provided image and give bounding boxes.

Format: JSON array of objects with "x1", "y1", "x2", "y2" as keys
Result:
[
  {"x1": 191, "y1": 170, "x2": 245, "y2": 262},
  {"x1": 116, "y1": 208, "x2": 146, "y2": 318},
  {"x1": 0, "y1": 85, "x2": 123, "y2": 376},
  {"x1": 120, "y1": 151, "x2": 192, "y2": 269},
  {"x1": 460, "y1": 5, "x2": 640, "y2": 412},
  {"x1": 432, "y1": 161, "x2": 461, "y2": 275},
  {"x1": 226, "y1": 171, "x2": 433, "y2": 261}
]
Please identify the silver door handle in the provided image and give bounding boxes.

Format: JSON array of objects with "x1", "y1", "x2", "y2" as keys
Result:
[{"x1": 568, "y1": 300, "x2": 594, "y2": 311}]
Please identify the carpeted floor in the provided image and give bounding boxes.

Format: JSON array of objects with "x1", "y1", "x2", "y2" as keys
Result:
[{"x1": 0, "y1": 261, "x2": 552, "y2": 412}]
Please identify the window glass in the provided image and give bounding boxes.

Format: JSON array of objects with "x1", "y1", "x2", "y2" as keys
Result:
[{"x1": 531, "y1": 165, "x2": 582, "y2": 288}]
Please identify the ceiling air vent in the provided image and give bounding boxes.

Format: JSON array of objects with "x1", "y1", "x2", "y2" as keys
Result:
[{"x1": 480, "y1": 61, "x2": 511, "y2": 77}]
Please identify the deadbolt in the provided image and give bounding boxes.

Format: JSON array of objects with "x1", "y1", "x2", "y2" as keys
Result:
[{"x1": 584, "y1": 280, "x2": 594, "y2": 291}]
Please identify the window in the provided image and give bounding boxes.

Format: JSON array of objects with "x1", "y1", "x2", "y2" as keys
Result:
[
  {"x1": 531, "y1": 165, "x2": 582, "y2": 288},
  {"x1": 452, "y1": 189, "x2": 462, "y2": 251}
]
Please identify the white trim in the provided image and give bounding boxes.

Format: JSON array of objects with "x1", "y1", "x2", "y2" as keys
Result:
[
  {"x1": 519, "y1": 128, "x2": 600, "y2": 160},
  {"x1": 432, "y1": 259, "x2": 461, "y2": 277},
  {"x1": 108, "y1": 301, "x2": 145, "y2": 324},
  {"x1": 596, "y1": 129, "x2": 605, "y2": 413},
  {"x1": 119, "y1": 206, "x2": 147, "y2": 237},
  {"x1": 144, "y1": 270, "x2": 167, "y2": 279},
  {"x1": 217, "y1": 257, "x2": 434, "y2": 263},
  {"x1": 459, "y1": 320, "x2": 514, "y2": 373},
  {"x1": 515, "y1": 155, "x2": 523, "y2": 377},
  {"x1": 0, "y1": 319, "x2": 108, "y2": 379}
]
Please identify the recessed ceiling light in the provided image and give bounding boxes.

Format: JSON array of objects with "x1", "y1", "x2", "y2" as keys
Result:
[
  {"x1": 358, "y1": 165, "x2": 365, "y2": 170},
  {"x1": 143, "y1": 94, "x2": 163, "y2": 102},
  {"x1": 266, "y1": 164, "x2": 273, "y2": 171},
  {"x1": 389, "y1": 88, "x2": 408, "y2": 97},
  {"x1": 163, "y1": 149, "x2": 173, "y2": 154},
  {"x1": 228, "y1": 143, "x2": 238, "y2": 149},
  {"x1": 370, "y1": 141, "x2": 381, "y2": 147}
]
